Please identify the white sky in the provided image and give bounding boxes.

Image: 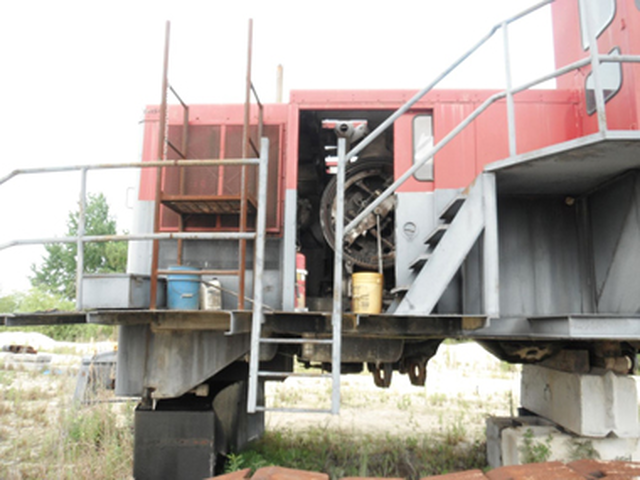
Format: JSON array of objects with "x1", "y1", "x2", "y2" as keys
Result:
[{"x1": 0, "y1": 0, "x2": 555, "y2": 295}]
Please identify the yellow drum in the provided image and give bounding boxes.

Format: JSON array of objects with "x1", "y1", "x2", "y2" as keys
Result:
[{"x1": 352, "y1": 272, "x2": 383, "y2": 314}]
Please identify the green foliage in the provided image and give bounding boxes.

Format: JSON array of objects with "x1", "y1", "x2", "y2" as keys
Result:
[
  {"x1": 0, "y1": 286, "x2": 73, "y2": 314},
  {"x1": 568, "y1": 438, "x2": 600, "y2": 461},
  {"x1": 30, "y1": 193, "x2": 128, "y2": 301},
  {"x1": 0, "y1": 293, "x2": 20, "y2": 313},
  {"x1": 0, "y1": 286, "x2": 115, "y2": 341},
  {"x1": 519, "y1": 428, "x2": 553, "y2": 464},
  {"x1": 223, "y1": 428, "x2": 487, "y2": 479}
]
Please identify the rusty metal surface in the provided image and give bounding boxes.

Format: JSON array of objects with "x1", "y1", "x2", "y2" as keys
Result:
[
  {"x1": 150, "y1": 20, "x2": 172, "y2": 309},
  {"x1": 5, "y1": 312, "x2": 87, "y2": 326},
  {"x1": 161, "y1": 195, "x2": 257, "y2": 215},
  {"x1": 87, "y1": 309, "x2": 251, "y2": 333}
]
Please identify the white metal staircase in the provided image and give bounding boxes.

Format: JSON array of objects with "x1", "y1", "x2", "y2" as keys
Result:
[{"x1": 394, "y1": 173, "x2": 499, "y2": 317}]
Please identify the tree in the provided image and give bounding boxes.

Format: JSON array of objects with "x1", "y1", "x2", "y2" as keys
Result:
[{"x1": 30, "y1": 193, "x2": 128, "y2": 300}]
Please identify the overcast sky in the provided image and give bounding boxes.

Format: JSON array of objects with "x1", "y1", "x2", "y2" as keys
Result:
[{"x1": 0, "y1": 0, "x2": 554, "y2": 294}]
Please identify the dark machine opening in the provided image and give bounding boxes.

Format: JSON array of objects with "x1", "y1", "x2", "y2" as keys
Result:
[{"x1": 296, "y1": 109, "x2": 396, "y2": 311}]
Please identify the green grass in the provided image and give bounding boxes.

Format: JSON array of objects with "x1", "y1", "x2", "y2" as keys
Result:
[
  {"x1": 0, "y1": 370, "x2": 133, "y2": 480},
  {"x1": 224, "y1": 427, "x2": 487, "y2": 479}
]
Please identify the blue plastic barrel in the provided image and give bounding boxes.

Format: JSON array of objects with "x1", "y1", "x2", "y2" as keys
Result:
[{"x1": 167, "y1": 266, "x2": 200, "y2": 310}]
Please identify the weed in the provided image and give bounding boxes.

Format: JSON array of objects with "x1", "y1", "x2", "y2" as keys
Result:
[
  {"x1": 519, "y1": 428, "x2": 553, "y2": 464},
  {"x1": 442, "y1": 414, "x2": 467, "y2": 446},
  {"x1": 0, "y1": 370, "x2": 16, "y2": 387},
  {"x1": 397, "y1": 394, "x2": 412, "y2": 410},
  {"x1": 568, "y1": 438, "x2": 600, "y2": 461},
  {"x1": 428, "y1": 392, "x2": 447, "y2": 407},
  {"x1": 223, "y1": 428, "x2": 487, "y2": 479}
]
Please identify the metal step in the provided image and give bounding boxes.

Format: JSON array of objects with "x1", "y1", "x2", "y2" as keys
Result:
[
  {"x1": 259, "y1": 337, "x2": 333, "y2": 345},
  {"x1": 439, "y1": 195, "x2": 466, "y2": 222},
  {"x1": 410, "y1": 252, "x2": 431, "y2": 270},
  {"x1": 255, "y1": 407, "x2": 333, "y2": 414},
  {"x1": 423, "y1": 224, "x2": 448, "y2": 246},
  {"x1": 257, "y1": 371, "x2": 331, "y2": 379},
  {"x1": 390, "y1": 285, "x2": 409, "y2": 295}
]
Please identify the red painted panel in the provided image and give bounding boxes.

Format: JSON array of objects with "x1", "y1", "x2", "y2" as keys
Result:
[
  {"x1": 393, "y1": 90, "x2": 579, "y2": 191},
  {"x1": 551, "y1": 0, "x2": 640, "y2": 132}
]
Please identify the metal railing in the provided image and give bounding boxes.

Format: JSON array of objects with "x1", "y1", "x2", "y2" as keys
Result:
[
  {"x1": 0, "y1": 156, "x2": 266, "y2": 311},
  {"x1": 341, "y1": 0, "x2": 640, "y2": 239}
]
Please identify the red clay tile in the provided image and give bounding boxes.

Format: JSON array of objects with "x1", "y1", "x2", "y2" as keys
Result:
[
  {"x1": 486, "y1": 462, "x2": 586, "y2": 480},
  {"x1": 250, "y1": 466, "x2": 329, "y2": 480},
  {"x1": 568, "y1": 459, "x2": 640, "y2": 479},
  {"x1": 421, "y1": 469, "x2": 488, "y2": 479},
  {"x1": 341, "y1": 477, "x2": 404, "y2": 480},
  {"x1": 206, "y1": 468, "x2": 251, "y2": 480}
]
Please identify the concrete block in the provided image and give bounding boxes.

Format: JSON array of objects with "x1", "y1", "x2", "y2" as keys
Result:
[
  {"x1": 487, "y1": 416, "x2": 640, "y2": 467},
  {"x1": 521, "y1": 365, "x2": 638, "y2": 437},
  {"x1": 486, "y1": 416, "x2": 555, "y2": 468}
]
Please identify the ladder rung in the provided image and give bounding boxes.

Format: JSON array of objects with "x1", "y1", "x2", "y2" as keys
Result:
[
  {"x1": 260, "y1": 338, "x2": 333, "y2": 345},
  {"x1": 258, "y1": 371, "x2": 331, "y2": 379},
  {"x1": 255, "y1": 406, "x2": 333, "y2": 414}
]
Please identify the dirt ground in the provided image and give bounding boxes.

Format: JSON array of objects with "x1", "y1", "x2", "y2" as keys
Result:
[{"x1": 265, "y1": 341, "x2": 520, "y2": 440}]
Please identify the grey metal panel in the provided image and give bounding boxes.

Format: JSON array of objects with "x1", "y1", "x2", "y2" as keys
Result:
[
  {"x1": 589, "y1": 173, "x2": 640, "y2": 313},
  {"x1": 115, "y1": 324, "x2": 147, "y2": 397},
  {"x1": 394, "y1": 192, "x2": 436, "y2": 288},
  {"x1": 146, "y1": 331, "x2": 249, "y2": 399},
  {"x1": 482, "y1": 173, "x2": 500, "y2": 317},
  {"x1": 470, "y1": 315, "x2": 640, "y2": 340},
  {"x1": 589, "y1": 174, "x2": 636, "y2": 298},
  {"x1": 462, "y1": 237, "x2": 483, "y2": 314},
  {"x1": 134, "y1": 409, "x2": 215, "y2": 480},
  {"x1": 158, "y1": 238, "x2": 283, "y2": 310},
  {"x1": 281, "y1": 189, "x2": 297, "y2": 311},
  {"x1": 212, "y1": 381, "x2": 264, "y2": 453},
  {"x1": 396, "y1": 179, "x2": 484, "y2": 315},
  {"x1": 498, "y1": 196, "x2": 586, "y2": 316},
  {"x1": 487, "y1": 133, "x2": 640, "y2": 195},
  {"x1": 82, "y1": 274, "x2": 166, "y2": 309},
  {"x1": 126, "y1": 196, "x2": 154, "y2": 275}
]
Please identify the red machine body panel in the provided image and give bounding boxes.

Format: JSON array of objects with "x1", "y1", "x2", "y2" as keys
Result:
[
  {"x1": 137, "y1": 0, "x2": 640, "y2": 237},
  {"x1": 552, "y1": 0, "x2": 640, "y2": 131}
]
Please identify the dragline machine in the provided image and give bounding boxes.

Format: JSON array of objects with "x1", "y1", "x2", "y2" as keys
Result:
[{"x1": 3, "y1": 0, "x2": 640, "y2": 478}]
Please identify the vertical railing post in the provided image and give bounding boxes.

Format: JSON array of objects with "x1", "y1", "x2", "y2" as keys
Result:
[
  {"x1": 239, "y1": 18, "x2": 253, "y2": 310},
  {"x1": 247, "y1": 138, "x2": 269, "y2": 414},
  {"x1": 502, "y1": 21, "x2": 517, "y2": 157},
  {"x1": 150, "y1": 20, "x2": 171, "y2": 310},
  {"x1": 331, "y1": 137, "x2": 346, "y2": 414},
  {"x1": 177, "y1": 104, "x2": 189, "y2": 265},
  {"x1": 482, "y1": 173, "x2": 500, "y2": 318},
  {"x1": 579, "y1": 0, "x2": 607, "y2": 133},
  {"x1": 75, "y1": 167, "x2": 88, "y2": 310}
]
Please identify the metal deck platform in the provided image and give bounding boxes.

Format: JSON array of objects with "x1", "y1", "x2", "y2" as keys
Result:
[
  {"x1": 486, "y1": 131, "x2": 640, "y2": 195},
  {"x1": 4, "y1": 310, "x2": 640, "y2": 341}
]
